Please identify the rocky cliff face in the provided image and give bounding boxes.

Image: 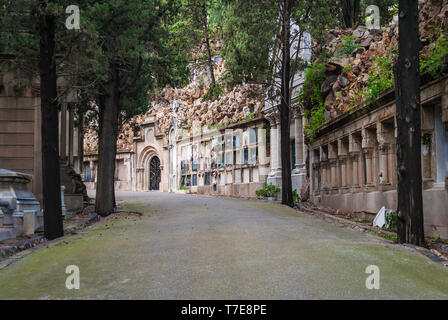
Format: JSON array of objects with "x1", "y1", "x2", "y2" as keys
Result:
[
  {"x1": 312, "y1": 0, "x2": 447, "y2": 120},
  {"x1": 84, "y1": 42, "x2": 266, "y2": 154}
]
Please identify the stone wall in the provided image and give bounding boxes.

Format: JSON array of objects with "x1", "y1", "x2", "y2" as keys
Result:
[
  {"x1": 309, "y1": 77, "x2": 448, "y2": 239},
  {"x1": 0, "y1": 70, "x2": 42, "y2": 203}
]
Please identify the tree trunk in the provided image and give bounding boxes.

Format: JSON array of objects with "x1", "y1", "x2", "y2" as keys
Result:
[
  {"x1": 39, "y1": 11, "x2": 63, "y2": 240},
  {"x1": 205, "y1": 35, "x2": 215, "y2": 85},
  {"x1": 280, "y1": 0, "x2": 293, "y2": 207},
  {"x1": 341, "y1": 0, "x2": 361, "y2": 29},
  {"x1": 95, "y1": 61, "x2": 120, "y2": 217},
  {"x1": 393, "y1": 0, "x2": 424, "y2": 246},
  {"x1": 202, "y1": 4, "x2": 215, "y2": 86}
]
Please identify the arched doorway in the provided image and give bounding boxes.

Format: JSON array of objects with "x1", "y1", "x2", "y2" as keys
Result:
[{"x1": 149, "y1": 156, "x2": 161, "y2": 190}]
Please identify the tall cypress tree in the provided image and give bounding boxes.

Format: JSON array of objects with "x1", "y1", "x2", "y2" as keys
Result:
[{"x1": 394, "y1": 0, "x2": 424, "y2": 245}]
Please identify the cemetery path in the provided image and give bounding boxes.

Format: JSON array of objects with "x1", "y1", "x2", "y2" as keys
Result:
[{"x1": 0, "y1": 191, "x2": 447, "y2": 299}]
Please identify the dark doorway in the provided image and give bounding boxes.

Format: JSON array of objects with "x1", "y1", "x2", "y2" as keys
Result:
[{"x1": 149, "y1": 156, "x2": 161, "y2": 191}]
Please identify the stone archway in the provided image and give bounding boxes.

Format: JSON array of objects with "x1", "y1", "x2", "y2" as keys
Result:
[
  {"x1": 149, "y1": 156, "x2": 161, "y2": 190},
  {"x1": 136, "y1": 145, "x2": 162, "y2": 191}
]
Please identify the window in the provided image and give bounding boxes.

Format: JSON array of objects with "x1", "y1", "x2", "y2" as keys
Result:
[
  {"x1": 225, "y1": 152, "x2": 233, "y2": 166},
  {"x1": 225, "y1": 135, "x2": 233, "y2": 151},
  {"x1": 249, "y1": 128, "x2": 258, "y2": 145},
  {"x1": 181, "y1": 146, "x2": 186, "y2": 159},
  {"x1": 204, "y1": 172, "x2": 211, "y2": 185},
  {"x1": 192, "y1": 159, "x2": 198, "y2": 171},
  {"x1": 249, "y1": 147, "x2": 258, "y2": 164},
  {"x1": 186, "y1": 175, "x2": 191, "y2": 187},
  {"x1": 233, "y1": 133, "x2": 241, "y2": 148},
  {"x1": 180, "y1": 176, "x2": 185, "y2": 187},
  {"x1": 192, "y1": 174, "x2": 197, "y2": 186},
  {"x1": 84, "y1": 163, "x2": 92, "y2": 182},
  {"x1": 181, "y1": 161, "x2": 186, "y2": 174},
  {"x1": 244, "y1": 148, "x2": 249, "y2": 165}
]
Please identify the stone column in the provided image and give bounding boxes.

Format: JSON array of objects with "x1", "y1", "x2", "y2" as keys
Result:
[
  {"x1": 292, "y1": 108, "x2": 306, "y2": 192},
  {"x1": 60, "y1": 103, "x2": 67, "y2": 160},
  {"x1": 388, "y1": 144, "x2": 395, "y2": 186},
  {"x1": 351, "y1": 153, "x2": 359, "y2": 187},
  {"x1": 68, "y1": 104, "x2": 74, "y2": 166},
  {"x1": 379, "y1": 144, "x2": 389, "y2": 184},
  {"x1": 330, "y1": 160, "x2": 336, "y2": 188},
  {"x1": 265, "y1": 108, "x2": 281, "y2": 186},
  {"x1": 364, "y1": 148, "x2": 373, "y2": 185},
  {"x1": 276, "y1": 120, "x2": 282, "y2": 174},
  {"x1": 258, "y1": 126, "x2": 269, "y2": 181},
  {"x1": 321, "y1": 161, "x2": 327, "y2": 189},
  {"x1": 294, "y1": 112, "x2": 304, "y2": 169},
  {"x1": 340, "y1": 157, "x2": 347, "y2": 187},
  {"x1": 270, "y1": 123, "x2": 278, "y2": 173}
]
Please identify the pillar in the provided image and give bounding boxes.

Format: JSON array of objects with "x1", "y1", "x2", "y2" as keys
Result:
[
  {"x1": 276, "y1": 121, "x2": 282, "y2": 173},
  {"x1": 68, "y1": 104, "x2": 74, "y2": 166},
  {"x1": 60, "y1": 103, "x2": 67, "y2": 159},
  {"x1": 364, "y1": 148, "x2": 373, "y2": 185},
  {"x1": 294, "y1": 114, "x2": 304, "y2": 169},
  {"x1": 341, "y1": 157, "x2": 347, "y2": 187},
  {"x1": 270, "y1": 123, "x2": 278, "y2": 174},
  {"x1": 351, "y1": 153, "x2": 359, "y2": 187},
  {"x1": 379, "y1": 144, "x2": 389, "y2": 184}
]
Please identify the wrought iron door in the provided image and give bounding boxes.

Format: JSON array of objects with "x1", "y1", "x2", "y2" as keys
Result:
[{"x1": 149, "y1": 156, "x2": 161, "y2": 190}]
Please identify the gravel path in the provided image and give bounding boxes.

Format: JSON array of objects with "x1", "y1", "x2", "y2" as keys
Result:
[{"x1": 0, "y1": 191, "x2": 447, "y2": 299}]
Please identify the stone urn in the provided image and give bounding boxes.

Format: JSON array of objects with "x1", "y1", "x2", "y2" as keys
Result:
[{"x1": 0, "y1": 169, "x2": 42, "y2": 240}]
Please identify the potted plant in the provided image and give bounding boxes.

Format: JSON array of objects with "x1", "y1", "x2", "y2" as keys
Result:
[{"x1": 256, "y1": 184, "x2": 280, "y2": 201}]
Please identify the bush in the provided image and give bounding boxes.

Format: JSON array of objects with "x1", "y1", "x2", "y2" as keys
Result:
[
  {"x1": 256, "y1": 184, "x2": 280, "y2": 198},
  {"x1": 202, "y1": 83, "x2": 223, "y2": 102},
  {"x1": 304, "y1": 105, "x2": 327, "y2": 142},
  {"x1": 366, "y1": 57, "x2": 394, "y2": 102},
  {"x1": 385, "y1": 211, "x2": 398, "y2": 233},
  {"x1": 292, "y1": 189, "x2": 300, "y2": 203},
  {"x1": 421, "y1": 35, "x2": 448, "y2": 78},
  {"x1": 298, "y1": 62, "x2": 326, "y2": 111},
  {"x1": 336, "y1": 35, "x2": 362, "y2": 56}
]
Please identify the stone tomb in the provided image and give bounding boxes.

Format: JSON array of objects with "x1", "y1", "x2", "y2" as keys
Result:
[{"x1": 0, "y1": 169, "x2": 43, "y2": 240}]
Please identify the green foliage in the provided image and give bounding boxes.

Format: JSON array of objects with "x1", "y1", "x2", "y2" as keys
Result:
[
  {"x1": 366, "y1": 57, "x2": 394, "y2": 102},
  {"x1": 202, "y1": 83, "x2": 223, "y2": 101},
  {"x1": 298, "y1": 62, "x2": 326, "y2": 111},
  {"x1": 304, "y1": 105, "x2": 327, "y2": 142},
  {"x1": 256, "y1": 183, "x2": 280, "y2": 198},
  {"x1": 336, "y1": 35, "x2": 362, "y2": 56},
  {"x1": 299, "y1": 54, "x2": 328, "y2": 139},
  {"x1": 385, "y1": 211, "x2": 398, "y2": 233},
  {"x1": 421, "y1": 35, "x2": 448, "y2": 78},
  {"x1": 372, "y1": 232, "x2": 398, "y2": 243},
  {"x1": 342, "y1": 65, "x2": 352, "y2": 74},
  {"x1": 219, "y1": 0, "x2": 277, "y2": 85},
  {"x1": 292, "y1": 189, "x2": 300, "y2": 203},
  {"x1": 245, "y1": 111, "x2": 255, "y2": 121}
]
